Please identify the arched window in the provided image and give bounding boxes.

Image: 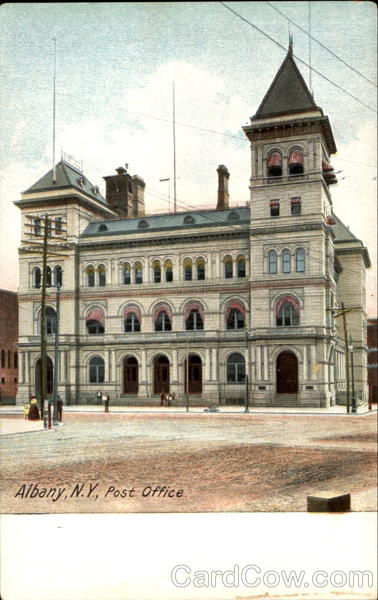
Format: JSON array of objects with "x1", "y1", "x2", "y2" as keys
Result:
[
  {"x1": 196, "y1": 258, "x2": 205, "y2": 280},
  {"x1": 184, "y1": 258, "x2": 192, "y2": 281},
  {"x1": 98, "y1": 265, "x2": 106, "y2": 287},
  {"x1": 267, "y1": 151, "x2": 282, "y2": 177},
  {"x1": 46, "y1": 266, "x2": 52, "y2": 287},
  {"x1": 282, "y1": 250, "x2": 291, "y2": 274},
  {"x1": 186, "y1": 310, "x2": 204, "y2": 331},
  {"x1": 123, "y1": 263, "x2": 131, "y2": 285},
  {"x1": 88, "y1": 356, "x2": 105, "y2": 384},
  {"x1": 224, "y1": 256, "x2": 233, "y2": 279},
  {"x1": 87, "y1": 266, "x2": 95, "y2": 287},
  {"x1": 124, "y1": 312, "x2": 141, "y2": 333},
  {"x1": 227, "y1": 353, "x2": 245, "y2": 383},
  {"x1": 134, "y1": 262, "x2": 143, "y2": 284},
  {"x1": 288, "y1": 149, "x2": 304, "y2": 175},
  {"x1": 226, "y1": 309, "x2": 245, "y2": 330},
  {"x1": 46, "y1": 307, "x2": 57, "y2": 334},
  {"x1": 165, "y1": 260, "x2": 173, "y2": 282},
  {"x1": 268, "y1": 250, "x2": 277, "y2": 274},
  {"x1": 276, "y1": 297, "x2": 300, "y2": 327},
  {"x1": 155, "y1": 310, "x2": 171, "y2": 332},
  {"x1": 33, "y1": 267, "x2": 41, "y2": 289},
  {"x1": 296, "y1": 248, "x2": 305, "y2": 272},
  {"x1": 153, "y1": 260, "x2": 161, "y2": 284},
  {"x1": 237, "y1": 256, "x2": 246, "y2": 278},
  {"x1": 54, "y1": 265, "x2": 63, "y2": 287},
  {"x1": 86, "y1": 308, "x2": 105, "y2": 334}
]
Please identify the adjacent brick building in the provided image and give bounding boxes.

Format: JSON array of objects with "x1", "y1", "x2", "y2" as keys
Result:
[
  {"x1": 367, "y1": 318, "x2": 377, "y2": 406},
  {"x1": 0, "y1": 289, "x2": 18, "y2": 403}
]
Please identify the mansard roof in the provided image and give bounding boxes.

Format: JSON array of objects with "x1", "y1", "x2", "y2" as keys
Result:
[
  {"x1": 80, "y1": 206, "x2": 250, "y2": 238},
  {"x1": 23, "y1": 160, "x2": 108, "y2": 204},
  {"x1": 254, "y1": 47, "x2": 321, "y2": 120}
]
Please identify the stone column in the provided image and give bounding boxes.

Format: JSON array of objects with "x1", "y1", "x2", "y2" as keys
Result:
[
  {"x1": 205, "y1": 348, "x2": 211, "y2": 382},
  {"x1": 303, "y1": 345, "x2": 308, "y2": 380},
  {"x1": 19, "y1": 352, "x2": 24, "y2": 384},
  {"x1": 263, "y1": 346, "x2": 269, "y2": 380},
  {"x1": 25, "y1": 352, "x2": 30, "y2": 384},
  {"x1": 172, "y1": 349, "x2": 178, "y2": 382},
  {"x1": 256, "y1": 346, "x2": 261, "y2": 381},
  {"x1": 211, "y1": 348, "x2": 217, "y2": 381}
]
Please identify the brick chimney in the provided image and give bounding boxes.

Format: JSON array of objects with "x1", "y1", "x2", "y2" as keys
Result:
[
  {"x1": 103, "y1": 166, "x2": 145, "y2": 218},
  {"x1": 216, "y1": 164, "x2": 230, "y2": 210}
]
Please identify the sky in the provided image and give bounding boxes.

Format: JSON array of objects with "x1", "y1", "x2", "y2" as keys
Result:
[{"x1": 0, "y1": 1, "x2": 376, "y2": 314}]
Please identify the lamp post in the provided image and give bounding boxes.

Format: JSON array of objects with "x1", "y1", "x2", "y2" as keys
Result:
[
  {"x1": 348, "y1": 336, "x2": 357, "y2": 413},
  {"x1": 245, "y1": 328, "x2": 249, "y2": 413}
]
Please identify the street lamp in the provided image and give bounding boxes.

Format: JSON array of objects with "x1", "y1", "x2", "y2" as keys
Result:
[{"x1": 348, "y1": 335, "x2": 357, "y2": 413}]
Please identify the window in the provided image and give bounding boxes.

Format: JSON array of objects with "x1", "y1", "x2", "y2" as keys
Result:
[
  {"x1": 124, "y1": 313, "x2": 141, "y2": 333},
  {"x1": 34, "y1": 267, "x2": 41, "y2": 289},
  {"x1": 55, "y1": 217, "x2": 63, "y2": 235},
  {"x1": 87, "y1": 320, "x2": 105, "y2": 335},
  {"x1": 268, "y1": 250, "x2": 277, "y2": 274},
  {"x1": 227, "y1": 309, "x2": 245, "y2": 330},
  {"x1": 1, "y1": 350, "x2": 5, "y2": 368},
  {"x1": 46, "y1": 307, "x2": 57, "y2": 334},
  {"x1": 86, "y1": 309, "x2": 105, "y2": 335},
  {"x1": 54, "y1": 265, "x2": 63, "y2": 286},
  {"x1": 87, "y1": 267, "x2": 95, "y2": 287},
  {"x1": 135, "y1": 263, "x2": 143, "y2": 284},
  {"x1": 288, "y1": 149, "x2": 304, "y2": 175},
  {"x1": 196, "y1": 258, "x2": 205, "y2": 280},
  {"x1": 34, "y1": 218, "x2": 42, "y2": 236},
  {"x1": 282, "y1": 250, "x2": 291, "y2": 274},
  {"x1": 98, "y1": 266, "x2": 106, "y2": 287},
  {"x1": 227, "y1": 353, "x2": 245, "y2": 383},
  {"x1": 184, "y1": 258, "x2": 192, "y2": 281},
  {"x1": 14, "y1": 352, "x2": 18, "y2": 368},
  {"x1": 186, "y1": 310, "x2": 204, "y2": 331},
  {"x1": 165, "y1": 260, "x2": 173, "y2": 282},
  {"x1": 237, "y1": 257, "x2": 246, "y2": 278},
  {"x1": 267, "y1": 151, "x2": 282, "y2": 178},
  {"x1": 296, "y1": 248, "x2": 305, "y2": 272},
  {"x1": 46, "y1": 266, "x2": 52, "y2": 287},
  {"x1": 123, "y1": 264, "x2": 131, "y2": 285},
  {"x1": 98, "y1": 224, "x2": 108, "y2": 232},
  {"x1": 270, "y1": 200, "x2": 280, "y2": 217},
  {"x1": 276, "y1": 302, "x2": 299, "y2": 326},
  {"x1": 155, "y1": 311, "x2": 171, "y2": 332},
  {"x1": 291, "y1": 197, "x2": 301, "y2": 215},
  {"x1": 153, "y1": 261, "x2": 161, "y2": 284},
  {"x1": 224, "y1": 257, "x2": 233, "y2": 279},
  {"x1": 8, "y1": 350, "x2": 11, "y2": 368},
  {"x1": 89, "y1": 356, "x2": 105, "y2": 384}
]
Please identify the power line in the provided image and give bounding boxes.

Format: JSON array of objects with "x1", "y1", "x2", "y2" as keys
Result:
[
  {"x1": 266, "y1": 1, "x2": 377, "y2": 88},
  {"x1": 219, "y1": 2, "x2": 376, "y2": 114}
]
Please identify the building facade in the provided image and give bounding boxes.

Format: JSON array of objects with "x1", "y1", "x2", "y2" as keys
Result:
[
  {"x1": 0, "y1": 289, "x2": 19, "y2": 403},
  {"x1": 15, "y1": 47, "x2": 370, "y2": 408},
  {"x1": 367, "y1": 318, "x2": 378, "y2": 406}
]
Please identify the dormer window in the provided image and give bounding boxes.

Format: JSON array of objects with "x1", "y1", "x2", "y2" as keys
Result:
[
  {"x1": 184, "y1": 215, "x2": 195, "y2": 225},
  {"x1": 77, "y1": 177, "x2": 86, "y2": 188},
  {"x1": 267, "y1": 151, "x2": 282, "y2": 177},
  {"x1": 98, "y1": 224, "x2": 108, "y2": 232},
  {"x1": 138, "y1": 220, "x2": 149, "y2": 229},
  {"x1": 92, "y1": 186, "x2": 99, "y2": 195}
]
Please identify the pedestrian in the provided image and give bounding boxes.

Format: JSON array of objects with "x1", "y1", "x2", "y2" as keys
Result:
[
  {"x1": 160, "y1": 391, "x2": 166, "y2": 407},
  {"x1": 28, "y1": 394, "x2": 40, "y2": 420},
  {"x1": 167, "y1": 392, "x2": 173, "y2": 407},
  {"x1": 23, "y1": 402, "x2": 30, "y2": 419},
  {"x1": 104, "y1": 393, "x2": 110, "y2": 413},
  {"x1": 57, "y1": 396, "x2": 63, "y2": 421}
]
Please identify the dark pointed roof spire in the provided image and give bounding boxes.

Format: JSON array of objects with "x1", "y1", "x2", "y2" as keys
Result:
[{"x1": 253, "y1": 45, "x2": 321, "y2": 119}]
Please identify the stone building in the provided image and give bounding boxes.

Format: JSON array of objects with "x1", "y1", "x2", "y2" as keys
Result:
[
  {"x1": 15, "y1": 46, "x2": 370, "y2": 408},
  {"x1": 0, "y1": 289, "x2": 18, "y2": 403},
  {"x1": 367, "y1": 318, "x2": 377, "y2": 406}
]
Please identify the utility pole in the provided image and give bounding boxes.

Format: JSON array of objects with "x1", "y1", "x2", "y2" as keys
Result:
[{"x1": 40, "y1": 214, "x2": 49, "y2": 420}]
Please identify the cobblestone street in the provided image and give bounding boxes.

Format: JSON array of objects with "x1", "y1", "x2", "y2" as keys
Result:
[{"x1": 1, "y1": 411, "x2": 376, "y2": 513}]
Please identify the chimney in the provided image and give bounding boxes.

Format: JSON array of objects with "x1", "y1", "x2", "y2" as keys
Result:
[
  {"x1": 103, "y1": 166, "x2": 145, "y2": 219},
  {"x1": 216, "y1": 164, "x2": 230, "y2": 210}
]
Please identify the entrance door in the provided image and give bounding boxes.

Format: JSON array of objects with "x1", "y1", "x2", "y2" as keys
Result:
[
  {"x1": 35, "y1": 356, "x2": 54, "y2": 399},
  {"x1": 276, "y1": 351, "x2": 298, "y2": 393},
  {"x1": 123, "y1": 356, "x2": 138, "y2": 394},
  {"x1": 184, "y1": 354, "x2": 202, "y2": 394},
  {"x1": 154, "y1": 355, "x2": 170, "y2": 394}
]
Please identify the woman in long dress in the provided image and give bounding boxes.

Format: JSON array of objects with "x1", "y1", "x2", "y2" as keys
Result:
[{"x1": 28, "y1": 395, "x2": 40, "y2": 420}]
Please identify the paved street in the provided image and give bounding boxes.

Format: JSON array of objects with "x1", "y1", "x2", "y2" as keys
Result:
[{"x1": 0, "y1": 411, "x2": 376, "y2": 513}]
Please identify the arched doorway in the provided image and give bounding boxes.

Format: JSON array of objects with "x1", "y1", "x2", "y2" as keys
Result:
[
  {"x1": 184, "y1": 354, "x2": 202, "y2": 394},
  {"x1": 153, "y1": 354, "x2": 170, "y2": 394},
  {"x1": 276, "y1": 351, "x2": 298, "y2": 394},
  {"x1": 123, "y1": 356, "x2": 139, "y2": 394},
  {"x1": 35, "y1": 356, "x2": 54, "y2": 399}
]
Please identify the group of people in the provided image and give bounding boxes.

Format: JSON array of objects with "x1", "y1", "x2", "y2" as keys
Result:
[
  {"x1": 160, "y1": 391, "x2": 175, "y2": 407},
  {"x1": 23, "y1": 394, "x2": 63, "y2": 421}
]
